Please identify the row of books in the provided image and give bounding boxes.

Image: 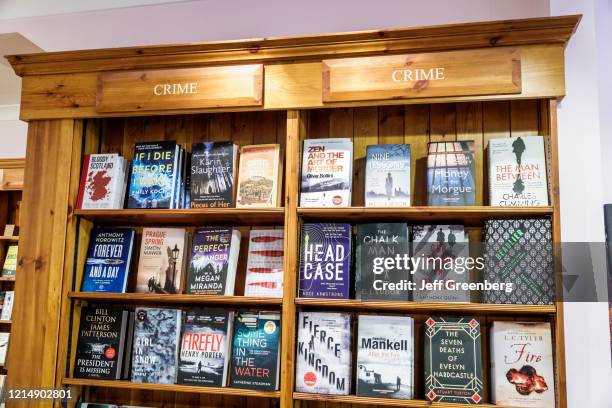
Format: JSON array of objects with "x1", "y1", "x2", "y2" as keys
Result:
[
  {"x1": 77, "y1": 142, "x2": 282, "y2": 210},
  {"x1": 0, "y1": 245, "x2": 16, "y2": 278},
  {"x1": 81, "y1": 227, "x2": 283, "y2": 297},
  {"x1": 297, "y1": 312, "x2": 555, "y2": 407},
  {"x1": 74, "y1": 306, "x2": 281, "y2": 391}
]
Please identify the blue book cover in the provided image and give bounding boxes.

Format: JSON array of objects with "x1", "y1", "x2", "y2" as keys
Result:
[
  {"x1": 427, "y1": 141, "x2": 476, "y2": 206},
  {"x1": 81, "y1": 228, "x2": 135, "y2": 293},
  {"x1": 365, "y1": 144, "x2": 411, "y2": 207},
  {"x1": 299, "y1": 223, "x2": 351, "y2": 299}
]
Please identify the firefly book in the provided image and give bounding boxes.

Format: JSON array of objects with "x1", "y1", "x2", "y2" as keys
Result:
[
  {"x1": 190, "y1": 142, "x2": 238, "y2": 209},
  {"x1": 365, "y1": 144, "x2": 411, "y2": 207},
  {"x1": 427, "y1": 141, "x2": 476, "y2": 206},
  {"x1": 243, "y1": 228, "x2": 284, "y2": 297}
]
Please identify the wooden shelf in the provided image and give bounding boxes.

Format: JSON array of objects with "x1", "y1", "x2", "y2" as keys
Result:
[
  {"x1": 0, "y1": 320, "x2": 11, "y2": 325},
  {"x1": 0, "y1": 236, "x2": 18, "y2": 242},
  {"x1": 293, "y1": 393, "x2": 498, "y2": 407},
  {"x1": 0, "y1": 277, "x2": 15, "y2": 282},
  {"x1": 68, "y1": 292, "x2": 283, "y2": 307},
  {"x1": 63, "y1": 378, "x2": 280, "y2": 399}
]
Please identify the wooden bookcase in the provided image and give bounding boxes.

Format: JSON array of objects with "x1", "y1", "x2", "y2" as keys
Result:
[{"x1": 5, "y1": 15, "x2": 579, "y2": 408}]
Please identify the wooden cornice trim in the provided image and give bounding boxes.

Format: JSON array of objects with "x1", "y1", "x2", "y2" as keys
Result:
[{"x1": 0, "y1": 158, "x2": 25, "y2": 170}]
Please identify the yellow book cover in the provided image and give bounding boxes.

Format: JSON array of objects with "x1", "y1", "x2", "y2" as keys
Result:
[
  {"x1": 236, "y1": 144, "x2": 282, "y2": 208},
  {"x1": 2, "y1": 245, "x2": 18, "y2": 277}
]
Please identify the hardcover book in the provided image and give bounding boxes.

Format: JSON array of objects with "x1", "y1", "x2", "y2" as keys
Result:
[
  {"x1": 131, "y1": 307, "x2": 181, "y2": 384},
  {"x1": 427, "y1": 141, "x2": 476, "y2": 206},
  {"x1": 483, "y1": 218, "x2": 554, "y2": 305},
  {"x1": 491, "y1": 321, "x2": 555, "y2": 407},
  {"x1": 77, "y1": 153, "x2": 128, "y2": 210},
  {"x1": 365, "y1": 144, "x2": 411, "y2": 207},
  {"x1": 300, "y1": 138, "x2": 353, "y2": 207},
  {"x1": 81, "y1": 228, "x2": 135, "y2": 293},
  {"x1": 74, "y1": 306, "x2": 129, "y2": 380},
  {"x1": 1, "y1": 245, "x2": 17, "y2": 277},
  {"x1": 230, "y1": 311, "x2": 281, "y2": 391},
  {"x1": 236, "y1": 144, "x2": 282, "y2": 208},
  {"x1": 135, "y1": 227, "x2": 187, "y2": 294},
  {"x1": 357, "y1": 315, "x2": 414, "y2": 399},
  {"x1": 0, "y1": 291, "x2": 14, "y2": 321},
  {"x1": 243, "y1": 228, "x2": 284, "y2": 297},
  {"x1": 295, "y1": 312, "x2": 352, "y2": 395},
  {"x1": 190, "y1": 142, "x2": 238, "y2": 209},
  {"x1": 299, "y1": 223, "x2": 352, "y2": 299},
  {"x1": 355, "y1": 223, "x2": 410, "y2": 301},
  {"x1": 177, "y1": 309, "x2": 234, "y2": 387},
  {"x1": 488, "y1": 136, "x2": 549, "y2": 206},
  {"x1": 424, "y1": 317, "x2": 483, "y2": 404},
  {"x1": 186, "y1": 227, "x2": 241, "y2": 295},
  {"x1": 0, "y1": 332, "x2": 9, "y2": 365}
]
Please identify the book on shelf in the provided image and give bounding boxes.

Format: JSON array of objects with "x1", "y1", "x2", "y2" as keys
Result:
[
  {"x1": 236, "y1": 144, "x2": 283, "y2": 208},
  {"x1": 186, "y1": 227, "x2": 241, "y2": 295},
  {"x1": 73, "y1": 305, "x2": 129, "y2": 380},
  {"x1": 1, "y1": 245, "x2": 17, "y2": 277},
  {"x1": 300, "y1": 138, "x2": 353, "y2": 207},
  {"x1": 0, "y1": 332, "x2": 9, "y2": 365},
  {"x1": 177, "y1": 309, "x2": 234, "y2": 387},
  {"x1": 295, "y1": 311, "x2": 352, "y2": 395},
  {"x1": 81, "y1": 228, "x2": 135, "y2": 293},
  {"x1": 190, "y1": 141, "x2": 238, "y2": 209},
  {"x1": 131, "y1": 307, "x2": 181, "y2": 384},
  {"x1": 299, "y1": 223, "x2": 352, "y2": 299},
  {"x1": 183, "y1": 151, "x2": 192, "y2": 209},
  {"x1": 0, "y1": 291, "x2": 14, "y2": 321},
  {"x1": 365, "y1": 144, "x2": 411, "y2": 207},
  {"x1": 230, "y1": 311, "x2": 281, "y2": 391},
  {"x1": 243, "y1": 228, "x2": 284, "y2": 297},
  {"x1": 77, "y1": 153, "x2": 128, "y2": 210},
  {"x1": 427, "y1": 141, "x2": 476, "y2": 206},
  {"x1": 355, "y1": 223, "x2": 410, "y2": 301},
  {"x1": 356, "y1": 314, "x2": 414, "y2": 399},
  {"x1": 491, "y1": 321, "x2": 555, "y2": 407},
  {"x1": 76, "y1": 404, "x2": 118, "y2": 408},
  {"x1": 488, "y1": 136, "x2": 549, "y2": 206},
  {"x1": 135, "y1": 227, "x2": 187, "y2": 294}
]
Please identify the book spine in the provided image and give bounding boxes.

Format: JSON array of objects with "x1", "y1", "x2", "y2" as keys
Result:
[{"x1": 76, "y1": 154, "x2": 91, "y2": 209}]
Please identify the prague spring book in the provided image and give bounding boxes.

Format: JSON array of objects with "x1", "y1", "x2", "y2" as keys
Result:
[
  {"x1": 1, "y1": 245, "x2": 17, "y2": 277},
  {"x1": 491, "y1": 322, "x2": 555, "y2": 407},
  {"x1": 236, "y1": 144, "x2": 282, "y2": 208},
  {"x1": 177, "y1": 309, "x2": 233, "y2": 387},
  {"x1": 300, "y1": 138, "x2": 353, "y2": 207},
  {"x1": 299, "y1": 223, "x2": 351, "y2": 299},
  {"x1": 81, "y1": 228, "x2": 135, "y2": 293},
  {"x1": 230, "y1": 311, "x2": 281, "y2": 391},
  {"x1": 427, "y1": 141, "x2": 476, "y2": 206},
  {"x1": 77, "y1": 153, "x2": 128, "y2": 209},
  {"x1": 244, "y1": 228, "x2": 284, "y2": 297},
  {"x1": 365, "y1": 144, "x2": 411, "y2": 207},
  {"x1": 488, "y1": 136, "x2": 549, "y2": 206},
  {"x1": 190, "y1": 142, "x2": 238, "y2": 208},
  {"x1": 357, "y1": 315, "x2": 414, "y2": 399},
  {"x1": 295, "y1": 312, "x2": 352, "y2": 395}
]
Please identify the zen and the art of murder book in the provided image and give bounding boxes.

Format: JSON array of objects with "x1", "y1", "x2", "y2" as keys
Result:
[
  {"x1": 81, "y1": 228, "x2": 135, "y2": 293},
  {"x1": 236, "y1": 144, "x2": 283, "y2": 208},
  {"x1": 300, "y1": 138, "x2": 353, "y2": 207},
  {"x1": 1, "y1": 245, "x2": 17, "y2": 277},
  {"x1": 135, "y1": 227, "x2": 187, "y2": 294},
  {"x1": 488, "y1": 136, "x2": 549, "y2": 206},
  {"x1": 355, "y1": 223, "x2": 410, "y2": 301},
  {"x1": 190, "y1": 142, "x2": 238, "y2": 209},
  {"x1": 177, "y1": 309, "x2": 234, "y2": 387},
  {"x1": 356, "y1": 314, "x2": 414, "y2": 399},
  {"x1": 424, "y1": 317, "x2": 484, "y2": 404},
  {"x1": 186, "y1": 227, "x2": 241, "y2": 295},
  {"x1": 491, "y1": 321, "x2": 555, "y2": 407},
  {"x1": 365, "y1": 144, "x2": 411, "y2": 207},
  {"x1": 427, "y1": 141, "x2": 476, "y2": 206},
  {"x1": 243, "y1": 228, "x2": 284, "y2": 297},
  {"x1": 295, "y1": 312, "x2": 352, "y2": 395},
  {"x1": 74, "y1": 306, "x2": 129, "y2": 380},
  {"x1": 131, "y1": 307, "x2": 181, "y2": 384},
  {"x1": 299, "y1": 223, "x2": 352, "y2": 299},
  {"x1": 230, "y1": 311, "x2": 281, "y2": 391},
  {"x1": 483, "y1": 218, "x2": 554, "y2": 305},
  {"x1": 77, "y1": 153, "x2": 128, "y2": 210}
]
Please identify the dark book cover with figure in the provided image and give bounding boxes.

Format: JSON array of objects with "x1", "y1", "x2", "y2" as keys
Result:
[
  {"x1": 427, "y1": 141, "x2": 476, "y2": 206},
  {"x1": 190, "y1": 142, "x2": 238, "y2": 209}
]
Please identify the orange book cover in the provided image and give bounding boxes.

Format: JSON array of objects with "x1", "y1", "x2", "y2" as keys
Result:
[{"x1": 236, "y1": 144, "x2": 282, "y2": 208}]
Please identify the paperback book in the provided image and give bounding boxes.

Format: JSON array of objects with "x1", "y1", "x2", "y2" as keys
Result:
[
  {"x1": 243, "y1": 228, "x2": 284, "y2": 297},
  {"x1": 0, "y1": 333, "x2": 9, "y2": 365},
  {"x1": 365, "y1": 144, "x2": 411, "y2": 207},
  {"x1": 190, "y1": 142, "x2": 238, "y2": 209},
  {"x1": 0, "y1": 291, "x2": 14, "y2": 321},
  {"x1": 77, "y1": 153, "x2": 128, "y2": 210},
  {"x1": 427, "y1": 141, "x2": 476, "y2": 206},
  {"x1": 236, "y1": 144, "x2": 282, "y2": 208},
  {"x1": 1, "y1": 245, "x2": 17, "y2": 277}
]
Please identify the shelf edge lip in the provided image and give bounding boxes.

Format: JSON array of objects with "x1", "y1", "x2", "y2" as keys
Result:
[
  {"x1": 67, "y1": 292, "x2": 283, "y2": 305},
  {"x1": 297, "y1": 205, "x2": 554, "y2": 213},
  {"x1": 73, "y1": 208, "x2": 286, "y2": 214},
  {"x1": 292, "y1": 392, "x2": 500, "y2": 407}
]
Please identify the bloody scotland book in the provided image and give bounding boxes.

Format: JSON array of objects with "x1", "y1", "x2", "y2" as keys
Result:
[
  {"x1": 190, "y1": 142, "x2": 238, "y2": 209},
  {"x1": 77, "y1": 153, "x2": 128, "y2": 210},
  {"x1": 427, "y1": 141, "x2": 476, "y2": 206},
  {"x1": 243, "y1": 228, "x2": 284, "y2": 297},
  {"x1": 365, "y1": 144, "x2": 411, "y2": 207},
  {"x1": 236, "y1": 144, "x2": 283, "y2": 208}
]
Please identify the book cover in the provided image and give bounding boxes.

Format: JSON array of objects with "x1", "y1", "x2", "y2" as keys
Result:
[
  {"x1": 74, "y1": 306, "x2": 129, "y2": 380},
  {"x1": 365, "y1": 144, "x2": 411, "y2": 207},
  {"x1": 186, "y1": 227, "x2": 241, "y2": 295},
  {"x1": 190, "y1": 142, "x2": 237, "y2": 209},
  {"x1": 81, "y1": 228, "x2": 135, "y2": 293},
  {"x1": 0, "y1": 333, "x2": 8, "y2": 365},
  {"x1": 230, "y1": 311, "x2": 281, "y2": 391},
  {"x1": 424, "y1": 317, "x2": 483, "y2": 404},
  {"x1": 483, "y1": 218, "x2": 554, "y2": 304},
  {"x1": 412, "y1": 225, "x2": 471, "y2": 302},
  {"x1": 135, "y1": 227, "x2": 187, "y2": 294},
  {"x1": 295, "y1": 312, "x2": 352, "y2": 395},
  {"x1": 177, "y1": 309, "x2": 233, "y2": 387},
  {"x1": 355, "y1": 223, "x2": 410, "y2": 301},
  {"x1": 77, "y1": 404, "x2": 118, "y2": 408},
  {"x1": 300, "y1": 138, "x2": 353, "y2": 207},
  {"x1": 131, "y1": 307, "x2": 181, "y2": 384},
  {"x1": 243, "y1": 228, "x2": 284, "y2": 297},
  {"x1": 356, "y1": 315, "x2": 414, "y2": 399},
  {"x1": 489, "y1": 136, "x2": 549, "y2": 206},
  {"x1": 427, "y1": 141, "x2": 476, "y2": 206},
  {"x1": 491, "y1": 321, "x2": 555, "y2": 407},
  {"x1": 1, "y1": 245, "x2": 17, "y2": 277},
  {"x1": 0, "y1": 292, "x2": 14, "y2": 321},
  {"x1": 236, "y1": 144, "x2": 282, "y2": 208},
  {"x1": 299, "y1": 223, "x2": 351, "y2": 299},
  {"x1": 77, "y1": 153, "x2": 127, "y2": 210}
]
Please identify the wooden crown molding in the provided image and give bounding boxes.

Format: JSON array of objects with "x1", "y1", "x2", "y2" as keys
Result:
[{"x1": 0, "y1": 158, "x2": 25, "y2": 170}]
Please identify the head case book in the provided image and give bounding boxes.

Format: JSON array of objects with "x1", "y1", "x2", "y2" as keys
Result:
[
  {"x1": 427, "y1": 141, "x2": 476, "y2": 206},
  {"x1": 190, "y1": 142, "x2": 238, "y2": 209},
  {"x1": 365, "y1": 144, "x2": 411, "y2": 207},
  {"x1": 236, "y1": 144, "x2": 282, "y2": 208}
]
